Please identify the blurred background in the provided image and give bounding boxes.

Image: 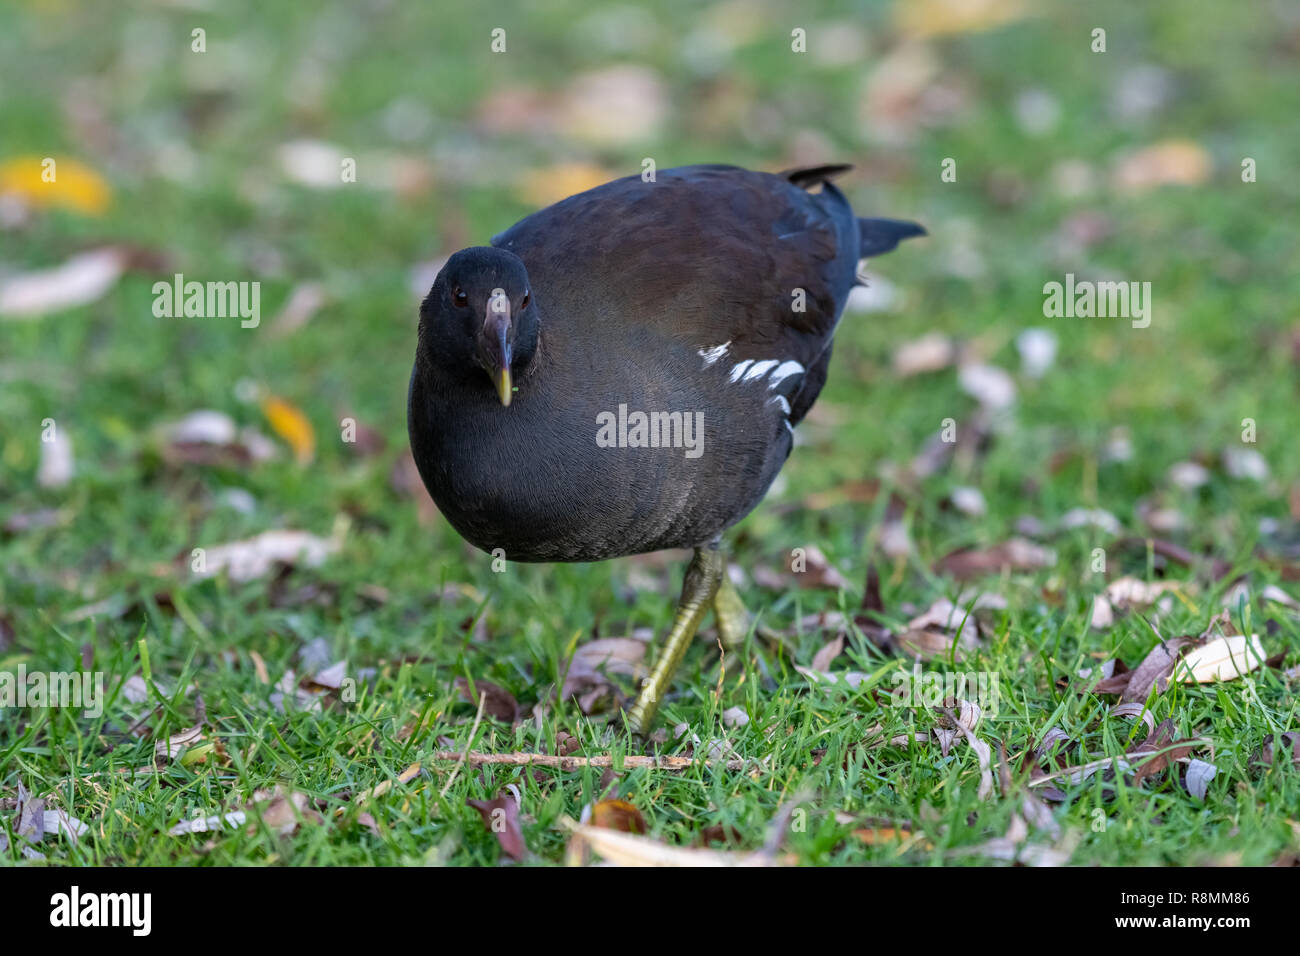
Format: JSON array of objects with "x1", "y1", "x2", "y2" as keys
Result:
[{"x1": 2, "y1": 0, "x2": 1299, "y2": 652}]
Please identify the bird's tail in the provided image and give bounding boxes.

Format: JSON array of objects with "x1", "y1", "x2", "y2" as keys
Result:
[{"x1": 858, "y1": 217, "x2": 927, "y2": 258}]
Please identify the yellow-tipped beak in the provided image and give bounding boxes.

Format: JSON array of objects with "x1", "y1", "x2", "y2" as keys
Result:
[{"x1": 496, "y1": 367, "x2": 513, "y2": 406}]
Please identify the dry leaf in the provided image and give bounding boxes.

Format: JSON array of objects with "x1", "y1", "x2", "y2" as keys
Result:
[
  {"x1": 455, "y1": 676, "x2": 519, "y2": 723},
  {"x1": 937, "y1": 538, "x2": 1054, "y2": 580},
  {"x1": 560, "y1": 637, "x2": 647, "y2": 706},
  {"x1": 589, "y1": 799, "x2": 647, "y2": 834},
  {"x1": 261, "y1": 395, "x2": 315, "y2": 464},
  {"x1": 1178, "y1": 633, "x2": 1266, "y2": 683},
  {"x1": 892, "y1": 332, "x2": 955, "y2": 376},
  {"x1": 1113, "y1": 140, "x2": 1211, "y2": 193},
  {"x1": 1091, "y1": 636, "x2": 1194, "y2": 704},
  {"x1": 1127, "y1": 719, "x2": 1203, "y2": 785},
  {"x1": 467, "y1": 788, "x2": 526, "y2": 861},
  {"x1": 194, "y1": 528, "x2": 340, "y2": 582},
  {"x1": 0, "y1": 155, "x2": 111, "y2": 215},
  {"x1": 0, "y1": 247, "x2": 126, "y2": 319},
  {"x1": 895, "y1": 0, "x2": 1030, "y2": 38},
  {"x1": 793, "y1": 545, "x2": 851, "y2": 590},
  {"x1": 38, "y1": 427, "x2": 74, "y2": 488},
  {"x1": 558, "y1": 66, "x2": 667, "y2": 146},
  {"x1": 561, "y1": 816, "x2": 777, "y2": 867},
  {"x1": 516, "y1": 162, "x2": 614, "y2": 207}
]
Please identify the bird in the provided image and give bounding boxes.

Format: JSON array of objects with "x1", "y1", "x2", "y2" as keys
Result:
[{"x1": 408, "y1": 163, "x2": 924, "y2": 734}]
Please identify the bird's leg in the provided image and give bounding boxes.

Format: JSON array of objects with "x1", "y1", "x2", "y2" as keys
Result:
[
  {"x1": 712, "y1": 570, "x2": 753, "y2": 649},
  {"x1": 626, "y1": 545, "x2": 724, "y2": 736}
]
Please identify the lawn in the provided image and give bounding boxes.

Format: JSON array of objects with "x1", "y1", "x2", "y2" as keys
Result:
[{"x1": 1, "y1": 0, "x2": 1298, "y2": 866}]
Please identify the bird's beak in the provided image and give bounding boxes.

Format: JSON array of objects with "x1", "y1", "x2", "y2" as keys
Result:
[{"x1": 483, "y1": 301, "x2": 513, "y2": 406}]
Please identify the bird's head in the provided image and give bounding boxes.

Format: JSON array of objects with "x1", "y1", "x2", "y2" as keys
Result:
[{"x1": 419, "y1": 246, "x2": 539, "y2": 406}]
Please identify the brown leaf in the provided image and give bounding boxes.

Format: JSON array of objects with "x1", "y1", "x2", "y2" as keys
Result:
[
  {"x1": 1091, "y1": 636, "x2": 1195, "y2": 704},
  {"x1": 560, "y1": 637, "x2": 647, "y2": 709},
  {"x1": 590, "y1": 799, "x2": 646, "y2": 834},
  {"x1": 467, "y1": 789, "x2": 526, "y2": 861},
  {"x1": 1252, "y1": 732, "x2": 1300, "y2": 771},
  {"x1": 257, "y1": 788, "x2": 323, "y2": 836},
  {"x1": 1127, "y1": 719, "x2": 1202, "y2": 786},
  {"x1": 810, "y1": 634, "x2": 845, "y2": 673},
  {"x1": 936, "y1": 538, "x2": 1055, "y2": 580},
  {"x1": 456, "y1": 676, "x2": 519, "y2": 723},
  {"x1": 792, "y1": 545, "x2": 851, "y2": 590}
]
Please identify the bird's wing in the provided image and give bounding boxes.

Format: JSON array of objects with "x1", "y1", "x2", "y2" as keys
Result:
[{"x1": 491, "y1": 165, "x2": 861, "y2": 372}]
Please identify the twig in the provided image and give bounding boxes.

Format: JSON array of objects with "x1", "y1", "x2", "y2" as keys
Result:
[{"x1": 423, "y1": 751, "x2": 752, "y2": 771}]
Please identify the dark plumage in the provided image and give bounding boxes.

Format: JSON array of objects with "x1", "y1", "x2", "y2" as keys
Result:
[{"x1": 408, "y1": 163, "x2": 924, "y2": 731}]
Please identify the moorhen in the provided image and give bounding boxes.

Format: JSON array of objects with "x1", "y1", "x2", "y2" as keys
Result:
[{"x1": 408, "y1": 163, "x2": 924, "y2": 734}]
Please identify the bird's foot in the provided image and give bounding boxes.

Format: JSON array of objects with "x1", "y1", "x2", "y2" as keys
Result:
[
  {"x1": 626, "y1": 545, "x2": 724, "y2": 736},
  {"x1": 712, "y1": 570, "x2": 754, "y2": 649}
]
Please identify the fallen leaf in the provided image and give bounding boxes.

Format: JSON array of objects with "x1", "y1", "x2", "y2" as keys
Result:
[
  {"x1": 560, "y1": 637, "x2": 647, "y2": 710},
  {"x1": 168, "y1": 811, "x2": 247, "y2": 836},
  {"x1": 589, "y1": 799, "x2": 647, "y2": 834},
  {"x1": 456, "y1": 676, "x2": 519, "y2": 723},
  {"x1": 257, "y1": 788, "x2": 323, "y2": 836},
  {"x1": 1091, "y1": 636, "x2": 1194, "y2": 704},
  {"x1": 0, "y1": 247, "x2": 126, "y2": 318},
  {"x1": 38, "y1": 427, "x2": 74, "y2": 488},
  {"x1": 266, "y1": 282, "x2": 326, "y2": 338},
  {"x1": 792, "y1": 545, "x2": 852, "y2": 590},
  {"x1": 1127, "y1": 719, "x2": 1204, "y2": 786},
  {"x1": 194, "y1": 528, "x2": 341, "y2": 583},
  {"x1": 936, "y1": 538, "x2": 1055, "y2": 580},
  {"x1": 261, "y1": 395, "x2": 315, "y2": 464},
  {"x1": 810, "y1": 634, "x2": 845, "y2": 673},
  {"x1": 0, "y1": 155, "x2": 111, "y2": 215},
  {"x1": 895, "y1": 0, "x2": 1030, "y2": 38},
  {"x1": 561, "y1": 816, "x2": 777, "y2": 867},
  {"x1": 1184, "y1": 759, "x2": 1217, "y2": 799},
  {"x1": 557, "y1": 66, "x2": 667, "y2": 147},
  {"x1": 467, "y1": 788, "x2": 526, "y2": 861},
  {"x1": 1113, "y1": 140, "x2": 1211, "y2": 193},
  {"x1": 159, "y1": 410, "x2": 277, "y2": 467},
  {"x1": 1178, "y1": 633, "x2": 1266, "y2": 683},
  {"x1": 516, "y1": 162, "x2": 615, "y2": 207},
  {"x1": 892, "y1": 332, "x2": 955, "y2": 376},
  {"x1": 1251, "y1": 732, "x2": 1299, "y2": 771}
]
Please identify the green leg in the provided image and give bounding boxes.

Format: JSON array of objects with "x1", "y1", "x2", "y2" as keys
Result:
[
  {"x1": 712, "y1": 570, "x2": 753, "y2": 649},
  {"x1": 626, "y1": 545, "x2": 724, "y2": 736}
]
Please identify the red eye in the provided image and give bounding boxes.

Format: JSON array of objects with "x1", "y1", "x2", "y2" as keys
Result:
[
  {"x1": 521, "y1": 291, "x2": 530, "y2": 309},
  {"x1": 453, "y1": 287, "x2": 468, "y2": 307}
]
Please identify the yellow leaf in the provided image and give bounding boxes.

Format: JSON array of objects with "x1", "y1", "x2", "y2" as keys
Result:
[
  {"x1": 261, "y1": 395, "x2": 315, "y2": 464},
  {"x1": 516, "y1": 163, "x2": 612, "y2": 207},
  {"x1": 895, "y1": 0, "x2": 1031, "y2": 38},
  {"x1": 0, "y1": 155, "x2": 111, "y2": 216},
  {"x1": 1113, "y1": 140, "x2": 1212, "y2": 194}
]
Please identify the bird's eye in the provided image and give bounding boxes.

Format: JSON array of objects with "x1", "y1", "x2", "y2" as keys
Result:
[
  {"x1": 452, "y1": 286, "x2": 468, "y2": 307},
  {"x1": 521, "y1": 291, "x2": 530, "y2": 309}
]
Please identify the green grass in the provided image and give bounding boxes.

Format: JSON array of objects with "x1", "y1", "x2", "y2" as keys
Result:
[{"x1": 1, "y1": 0, "x2": 1298, "y2": 866}]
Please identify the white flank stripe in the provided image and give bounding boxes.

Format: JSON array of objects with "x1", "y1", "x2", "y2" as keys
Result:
[
  {"x1": 744, "y1": 359, "x2": 779, "y2": 381},
  {"x1": 771, "y1": 395, "x2": 792, "y2": 415},
  {"x1": 698, "y1": 341, "x2": 730, "y2": 366},
  {"x1": 729, "y1": 360, "x2": 753, "y2": 383},
  {"x1": 767, "y1": 361, "x2": 805, "y2": 388}
]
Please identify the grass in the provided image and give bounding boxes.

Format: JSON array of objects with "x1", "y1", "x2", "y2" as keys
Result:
[{"x1": 1, "y1": 0, "x2": 1298, "y2": 866}]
